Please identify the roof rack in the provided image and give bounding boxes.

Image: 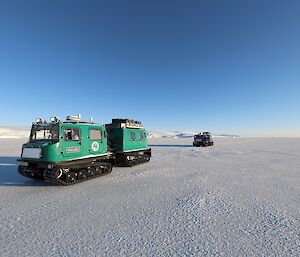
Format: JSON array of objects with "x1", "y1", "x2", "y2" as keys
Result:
[
  {"x1": 63, "y1": 114, "x2": 96, "y2": 124},
  {"x1": 196, "y1": 131, "x2": 211, "y2": 135},
  {"x1": 106, "y1": 118, "x2": 143, "y2": 129}
]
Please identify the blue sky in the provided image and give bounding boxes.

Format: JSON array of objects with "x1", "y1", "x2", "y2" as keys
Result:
[{"x1": 0, "y1": 0, "x2": 299, "y2": 136}]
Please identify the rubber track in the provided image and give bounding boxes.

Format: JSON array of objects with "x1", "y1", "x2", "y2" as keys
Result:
[
  {"x1": 46, "y1": 162, "x2": 112, "y2": 186},
  {"x1": 121, "y1": 154, "x2": 151, "y2": 167}
]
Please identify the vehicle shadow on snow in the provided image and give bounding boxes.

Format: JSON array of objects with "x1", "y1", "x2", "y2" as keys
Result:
[
  {"x1": 149, "y1": 144, "x2": 193, "y2": 148},
  {"x1": 0, "y1": 156, "x2": 52, "y2": 187}
]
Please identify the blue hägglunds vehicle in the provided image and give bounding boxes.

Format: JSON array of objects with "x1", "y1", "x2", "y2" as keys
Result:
[{"x1": 193, "y1": 132, "x2": 214, "y2": 147}]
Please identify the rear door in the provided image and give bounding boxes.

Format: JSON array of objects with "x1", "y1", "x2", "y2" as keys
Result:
[{"x1": 88, "y1": 128, "x2": 104, "y2": 155}]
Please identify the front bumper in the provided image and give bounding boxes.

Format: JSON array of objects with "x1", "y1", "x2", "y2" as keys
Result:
[{"x1": 17, "y1": 159, "x2": 55, "y2": 179}]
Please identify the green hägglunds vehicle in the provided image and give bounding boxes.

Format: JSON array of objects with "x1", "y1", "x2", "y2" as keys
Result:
[{"x1": 17, "y1": 115, "x2": 151, "y2": 185}]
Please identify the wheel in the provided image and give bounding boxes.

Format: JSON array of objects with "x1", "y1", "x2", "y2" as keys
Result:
[
  {"x1": 94, "y1": 166, "x2": 102, "y2": 175},
  {"x1": 127, "y1": 159, "x2": 134, "y2": 167},
  {"x1": 77, "y1": 169, "x2": 87, "y2": 180},
  {"x1": 105, "y1": 163, "x2": 112, "y2": 173},
  {"x1": 65, "y1": 172, "x2": 76, "y2": 184},
  {"x1": 88, "y1": 167, "x2": 96, "y2": 177}
]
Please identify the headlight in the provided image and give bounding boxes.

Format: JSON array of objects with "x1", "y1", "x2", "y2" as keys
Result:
[{"x1": 21, "y1": 148, "x2": 42, "y2": 159}]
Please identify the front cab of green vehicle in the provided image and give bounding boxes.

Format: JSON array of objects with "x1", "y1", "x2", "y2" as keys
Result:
[
  {"x1": 17, "y1": 117, "x2": 61, "y2": 179},
  {"x1": 17, "y1": 115, "x2": 111, "y2": 181}
]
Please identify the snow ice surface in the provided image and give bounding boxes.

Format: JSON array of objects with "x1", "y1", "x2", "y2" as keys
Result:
[{"x1": 0, "y1": 137, "x2": 300, "y2": 256}]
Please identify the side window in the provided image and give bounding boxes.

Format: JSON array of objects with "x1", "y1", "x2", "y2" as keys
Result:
[
  {"x1": 90, "y1": 129, "x2": 102, "y2": 140},
  {"x1": 130, "y1": 132, "x2": 136, "y2": 141},
  {"x1": 64, "y1": 128, "x2": 80, "y2": 141},
  {"x1": 139, "y1": 132, "x2": 143, "y2": 141},
  {"x1": 104, "y1": 131, "x2": 107, "y2": 138}
]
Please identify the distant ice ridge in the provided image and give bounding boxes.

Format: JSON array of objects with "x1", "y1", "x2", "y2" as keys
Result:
[
  {"x1": 0, "y1": 126, "x2": 239, "y2": 139},
  {"x1": 148, "y1": 130, "x2": 240, "y2": 138},
  {"x1": 147, "y1": 130, "x2": 194, "y2": 139},
  {"x1": 0, "y1": 126, "x2": 29, "y2": 138}
]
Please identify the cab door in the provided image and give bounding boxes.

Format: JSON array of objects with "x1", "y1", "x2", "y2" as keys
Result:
[
  {"x1": 88, "y1": 128, "x2": 105, "y2": 155},
  {"x1": 61, "y1": 126, "x2": 82, "y2": 158}
]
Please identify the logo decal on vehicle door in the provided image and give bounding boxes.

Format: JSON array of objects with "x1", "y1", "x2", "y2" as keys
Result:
[{"x1": 91, "y1": 141, "x2": 99, "y2": 151}]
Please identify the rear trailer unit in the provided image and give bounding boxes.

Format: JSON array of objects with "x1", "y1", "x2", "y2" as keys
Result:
[{"x1": 105, "y1": 119, "x2": 151, "y2": 166}]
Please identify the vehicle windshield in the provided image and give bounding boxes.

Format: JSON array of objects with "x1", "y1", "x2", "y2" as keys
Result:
[{"x1": 30, "y1": 124, "x2": 59, "y2": 141}]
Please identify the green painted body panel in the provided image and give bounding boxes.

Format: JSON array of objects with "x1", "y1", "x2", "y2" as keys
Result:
[
  {"x1": 20, "y1": 122, "x2": 108, "y2": 163},
  {"x1": 106, "y1": 127, "x2": 149, "y2": 152}
]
